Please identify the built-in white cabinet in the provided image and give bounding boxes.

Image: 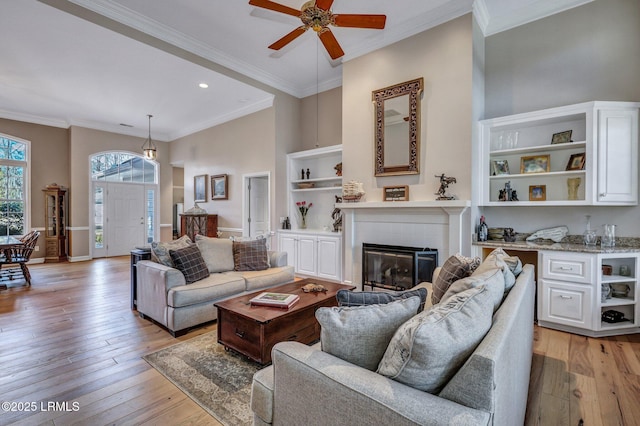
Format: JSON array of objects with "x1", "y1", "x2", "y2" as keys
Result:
[
  {"x1": 538, "y1": 250, "x2": 639, "y2": 337},
  {"x1": 278, "y1": 231, "x2": 342, "y2": 282},
  {"x1": 286, "y1": 145, "x2": 343, "y2": 231},
  {"x1": 478, "y1": 101, "x2": 639, "y2": 206}
]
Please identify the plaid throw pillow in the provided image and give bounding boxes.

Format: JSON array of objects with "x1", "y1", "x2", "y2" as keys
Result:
[
  {"x1": 431, "y1": 254, "x2": 481, "y2": 305},
  {"x1": 169, "y1": 244, "x2": 210, "y2": 284},
  {"x1": 150, "y1": 235, "x2": 193, "y2": 267},
  {"x1": 336, "y1": 287, "x2": 428, "y2": 314},
  {"x1": 233, "y1": 239, "x2": 269, "y2": 271}
]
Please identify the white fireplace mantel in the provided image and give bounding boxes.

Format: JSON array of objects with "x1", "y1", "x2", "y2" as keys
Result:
[{"x1": 336, "y1": 200, "x2": 471, "y2": 288}]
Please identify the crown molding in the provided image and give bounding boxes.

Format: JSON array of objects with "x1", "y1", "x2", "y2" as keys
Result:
[
  {"x1": 472, "y1": 0, "x2": 490, "y2": 35},
  {"x1": 66, "y1": 0, "x2": 305, "y2": 97},
  {"x1": 481, "y1": 0, "x2": 594, "y2": 36},
  {"x1": 0, "y1": 110, "x2": 69, "y2": 129},
  {"x1": 299, "y1": 75, "x2": 343, "y2": 99}
]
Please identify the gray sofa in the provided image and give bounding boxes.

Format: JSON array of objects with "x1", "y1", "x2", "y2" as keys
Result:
[
  {"x1": 251, "y1": 263, "x2": 535, "y2": 425},
  {"x1": 136, "y1": 237, "x2": 295, "y2": 336}
]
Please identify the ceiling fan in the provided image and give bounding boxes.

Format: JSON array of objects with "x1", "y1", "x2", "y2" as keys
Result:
[{"x1": 248, "y1": 0, "x2": 386, "y2": 60}]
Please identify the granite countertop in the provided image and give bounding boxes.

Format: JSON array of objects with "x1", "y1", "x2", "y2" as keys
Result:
[{"x1": 474, "y1": 236, "x2": 640, "y2": 254}]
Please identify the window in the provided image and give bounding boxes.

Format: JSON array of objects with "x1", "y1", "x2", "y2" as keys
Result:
[
  {"x1": 91, "y1": 152, "x2": 156, "y2": 183},
  {"x1": 0, "y1": 134, "x2": 29, "y2": 237}
]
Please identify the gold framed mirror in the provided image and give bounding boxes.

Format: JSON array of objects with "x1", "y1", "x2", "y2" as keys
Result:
[{"x1": 372, "y1": 77, "x2": 423, "y2": 176}]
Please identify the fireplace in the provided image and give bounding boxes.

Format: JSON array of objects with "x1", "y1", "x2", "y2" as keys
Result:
[{"x1": 362, "y1": 243, "x2": 438, "y2": 291}]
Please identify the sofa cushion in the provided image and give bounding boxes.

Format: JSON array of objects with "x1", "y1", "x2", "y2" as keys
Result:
[
  {"x1": 441, "y1": 267, "x2": 506, "y2": 312},
  {"x1": 316, "y1": 297, "x2": 421, "y2": 371},
  {"x1": 432, "y1": 254, "x2": 481, "y2": 305},
  {"x1": 169, "y1": 245, "x2": 210, "y2": 284},
  {"x1": 336, "y1": 287, "x2": 428, "y2": 314},
  {"x1": 223, "y1": 266, "x2": 295, "y2": 292},
  {"x1": 377, "y1": 285, "x2": 494, "y2": 393},
  {"x1": 233, "y1": 239, "x2": 269, "y2": 271},
  {"x1": 167, "y1": 274, "x2": 246, "y2": 308},
  {"x1": 472, "y1": 248, "x2": 522, "y2": 292},
  {"x1": 195, "y1": 235, "x2": 235, "y2": 272},
  {"x1": 150, "y1": 235, "x2": 192, "y2": 267}
]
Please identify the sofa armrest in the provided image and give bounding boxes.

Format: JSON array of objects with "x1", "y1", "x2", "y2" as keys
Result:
[
  {"x1": 136, "y1": 260, "x2": 186, "y2": 325},
  {"x1": 268, "y1": 341, "x2": 490, "y2": 426},
  {"x1": 267, "y1": 251, "x2": 287, "y2": 268}
]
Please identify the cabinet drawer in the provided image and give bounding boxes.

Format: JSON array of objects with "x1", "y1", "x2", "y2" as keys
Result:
[
  {"x1": 541, "y1": 252, "x2": 593, "y2": 284},
  {"x1": 539, "y1": 279, "x2": 593, "y2": 330}
]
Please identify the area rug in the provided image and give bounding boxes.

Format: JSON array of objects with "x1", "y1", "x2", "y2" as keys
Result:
[{"x1": 143, "y1": 331, "x2": 261, "y2": 426}]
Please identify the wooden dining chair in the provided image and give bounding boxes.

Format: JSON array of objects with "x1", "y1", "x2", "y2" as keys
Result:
[{"x1": 0, "y1": 230, "x2": 40, "y2": 286}]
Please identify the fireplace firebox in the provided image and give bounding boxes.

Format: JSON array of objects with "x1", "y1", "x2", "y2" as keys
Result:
[{"x1": 362, "y1": 243, "x2": 438, "y2": 291}]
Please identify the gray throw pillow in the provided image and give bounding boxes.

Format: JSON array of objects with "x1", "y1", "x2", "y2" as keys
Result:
[
  {"x1": 316, "y1": 296, "x2": 421, "y2": 371},
  {"x1": 233, "y1": 239, "x2": 269, "y2": 271},
  {"x1": 336, "y1": 287, "x2": 428, "y2": 313},
  {"x1": 441, "y1": 267, "x2": 505, "y2": 312},
  {"x1": 195, "y1": 235, "x2": 234, "y2": 272},
  {"x1": 169, "y1": 244, "x2": 210, "y2": 284},
  {"x1": 377, "y1": 285, "x2": 494, "y2": 393},
  {"x1": 432, "y1": 254, "x2": 481, "y2": 305},
  {"x1": 472, "y1": 248, "x2": 522, "y2": 292},
  {"x1": 150, "y1": 235, "x2": 193, "y2": 267}
]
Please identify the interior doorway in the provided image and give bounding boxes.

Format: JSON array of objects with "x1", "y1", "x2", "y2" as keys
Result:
[{"x1": 242, "y1": 172, "x2": 270, "y2": 240}]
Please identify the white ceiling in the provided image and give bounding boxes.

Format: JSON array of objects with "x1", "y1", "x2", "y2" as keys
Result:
[{"x1": 0, "y1": 0, "x2": 592, "y2": 141}]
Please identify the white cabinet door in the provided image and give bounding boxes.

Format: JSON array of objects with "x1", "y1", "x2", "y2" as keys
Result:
[
  {"x1": 278, "y1": 233, "x2": 297, "y2": 269},
  {"x1": 597, "y1": 108, "x2": 638, "y2": 204},
  {"x1": 539, "y1": 279, "x2": 593, "y2": 330},
  {"x1": 317, "y1": 236, "x2": 342, "y2": 281},
  {"x1": 297, "y1": 235, "x2": 317, "y2": 276}
]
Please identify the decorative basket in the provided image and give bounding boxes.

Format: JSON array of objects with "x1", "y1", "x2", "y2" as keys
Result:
[{"x1": 297, "y1": 182, "x2": 315, "y2": 189}]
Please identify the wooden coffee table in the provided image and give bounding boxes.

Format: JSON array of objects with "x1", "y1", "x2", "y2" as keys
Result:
[{"x1": 214, "y1": 278, "x2": 355, "y2": 365}]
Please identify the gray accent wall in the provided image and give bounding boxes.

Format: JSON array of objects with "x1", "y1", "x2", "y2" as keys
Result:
[{"x1": 483, "y1": 0, "x2": 640, "y2": 237}]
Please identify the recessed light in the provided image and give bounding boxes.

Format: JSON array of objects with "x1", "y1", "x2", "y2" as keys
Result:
[{"x1": 199, "y1": 83, "x2": 209, "y2": 89}]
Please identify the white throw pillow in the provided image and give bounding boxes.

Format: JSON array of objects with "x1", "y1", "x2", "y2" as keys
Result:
[
  {"x1": 316, "y1": 296, "x2": 421, "y2": 371},
  {"x1": 377, "y1": 286, "x2": 494, "y2": 393}
]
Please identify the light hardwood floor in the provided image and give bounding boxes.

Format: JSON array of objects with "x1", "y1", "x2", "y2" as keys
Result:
[{"x1": 0, "y1": 257, "x2": 639, "y2": 425}]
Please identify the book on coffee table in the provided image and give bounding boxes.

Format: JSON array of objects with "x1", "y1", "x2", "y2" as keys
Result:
[{"x1": 250, "y1": 292, "x2": 300, "y2": 309}]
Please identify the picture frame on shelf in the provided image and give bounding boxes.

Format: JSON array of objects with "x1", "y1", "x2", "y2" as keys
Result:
[
  {"x1": 491, "y1": 159, "x2": 510, "y2": 176},
  {"x1": 566, "y1": 153, "x2": 586, "y2": 171},
  {"x1": 529, "y1": 185, "x2": 546, "y2": 201},
  {"x1": 194, "y1": 174, "x2": 207, "y2": 203},
  {"x1": 551, "y1": 130, "x2": 572, "y2": 144},
  {"x1": 211, "y1": 174, "x2": 228, "y2": 200},
  {"x1": 520, "y1": 155, "x2": 550, "y2": 174},
  {"x1": 383, "y1": 185, "x2": 409, "y2": 201}
]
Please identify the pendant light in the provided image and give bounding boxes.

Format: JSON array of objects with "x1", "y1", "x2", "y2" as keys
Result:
[{"x1": 142, "y1": 114, "x2": 157, "y2": 160}]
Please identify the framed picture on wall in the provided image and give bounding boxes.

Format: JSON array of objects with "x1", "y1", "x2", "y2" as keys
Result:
[
  {"x1": 211, "y1": 174, "x2": 228, "y2": 200},
  {"x1": 383, "y1": 185, "x2": 409, "y2": 201},
  {"x1": 194, "y1": 174, "x2": 207, "y2": 203}
]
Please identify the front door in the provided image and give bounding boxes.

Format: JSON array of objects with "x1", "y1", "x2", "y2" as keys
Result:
[{"x1": 107, "y1": 183, "x2": 145, "y2": 256}]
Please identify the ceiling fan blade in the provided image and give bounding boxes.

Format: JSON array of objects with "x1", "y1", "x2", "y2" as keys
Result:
[
  {"x1": 318, "y1": 29, "x2": 344, "y2": 60},
  {"x1": 334, "y1": 14, "x2": 386, "y2": 29},
  {"x1": 248, "y1": 0, "x2": 301, "y2": 17},
  {"x1": 315, "y1": 0, "x2": 334, "y2": 11},
  {"x1": 268, "y1": 26, "x2": 307, "y2": 50}
]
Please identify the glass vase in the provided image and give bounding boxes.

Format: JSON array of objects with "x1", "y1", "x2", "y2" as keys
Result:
[{"x1": 298, "y1": 215, "x2": 307, "y2": 229}]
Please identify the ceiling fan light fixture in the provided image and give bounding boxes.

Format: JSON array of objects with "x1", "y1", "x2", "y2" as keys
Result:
[{"x1": 141, "y1": 114, "x2": 157, "y2": 160}]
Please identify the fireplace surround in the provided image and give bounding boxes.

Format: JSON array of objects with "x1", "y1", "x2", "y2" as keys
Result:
[{"x1": 362, "y1": 243, "x2": 438, "y2": 291}]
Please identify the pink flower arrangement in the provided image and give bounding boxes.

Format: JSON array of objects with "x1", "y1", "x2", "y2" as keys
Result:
[{"x1": 296, "y1": 201, "x2": 313, "y2": 219}]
